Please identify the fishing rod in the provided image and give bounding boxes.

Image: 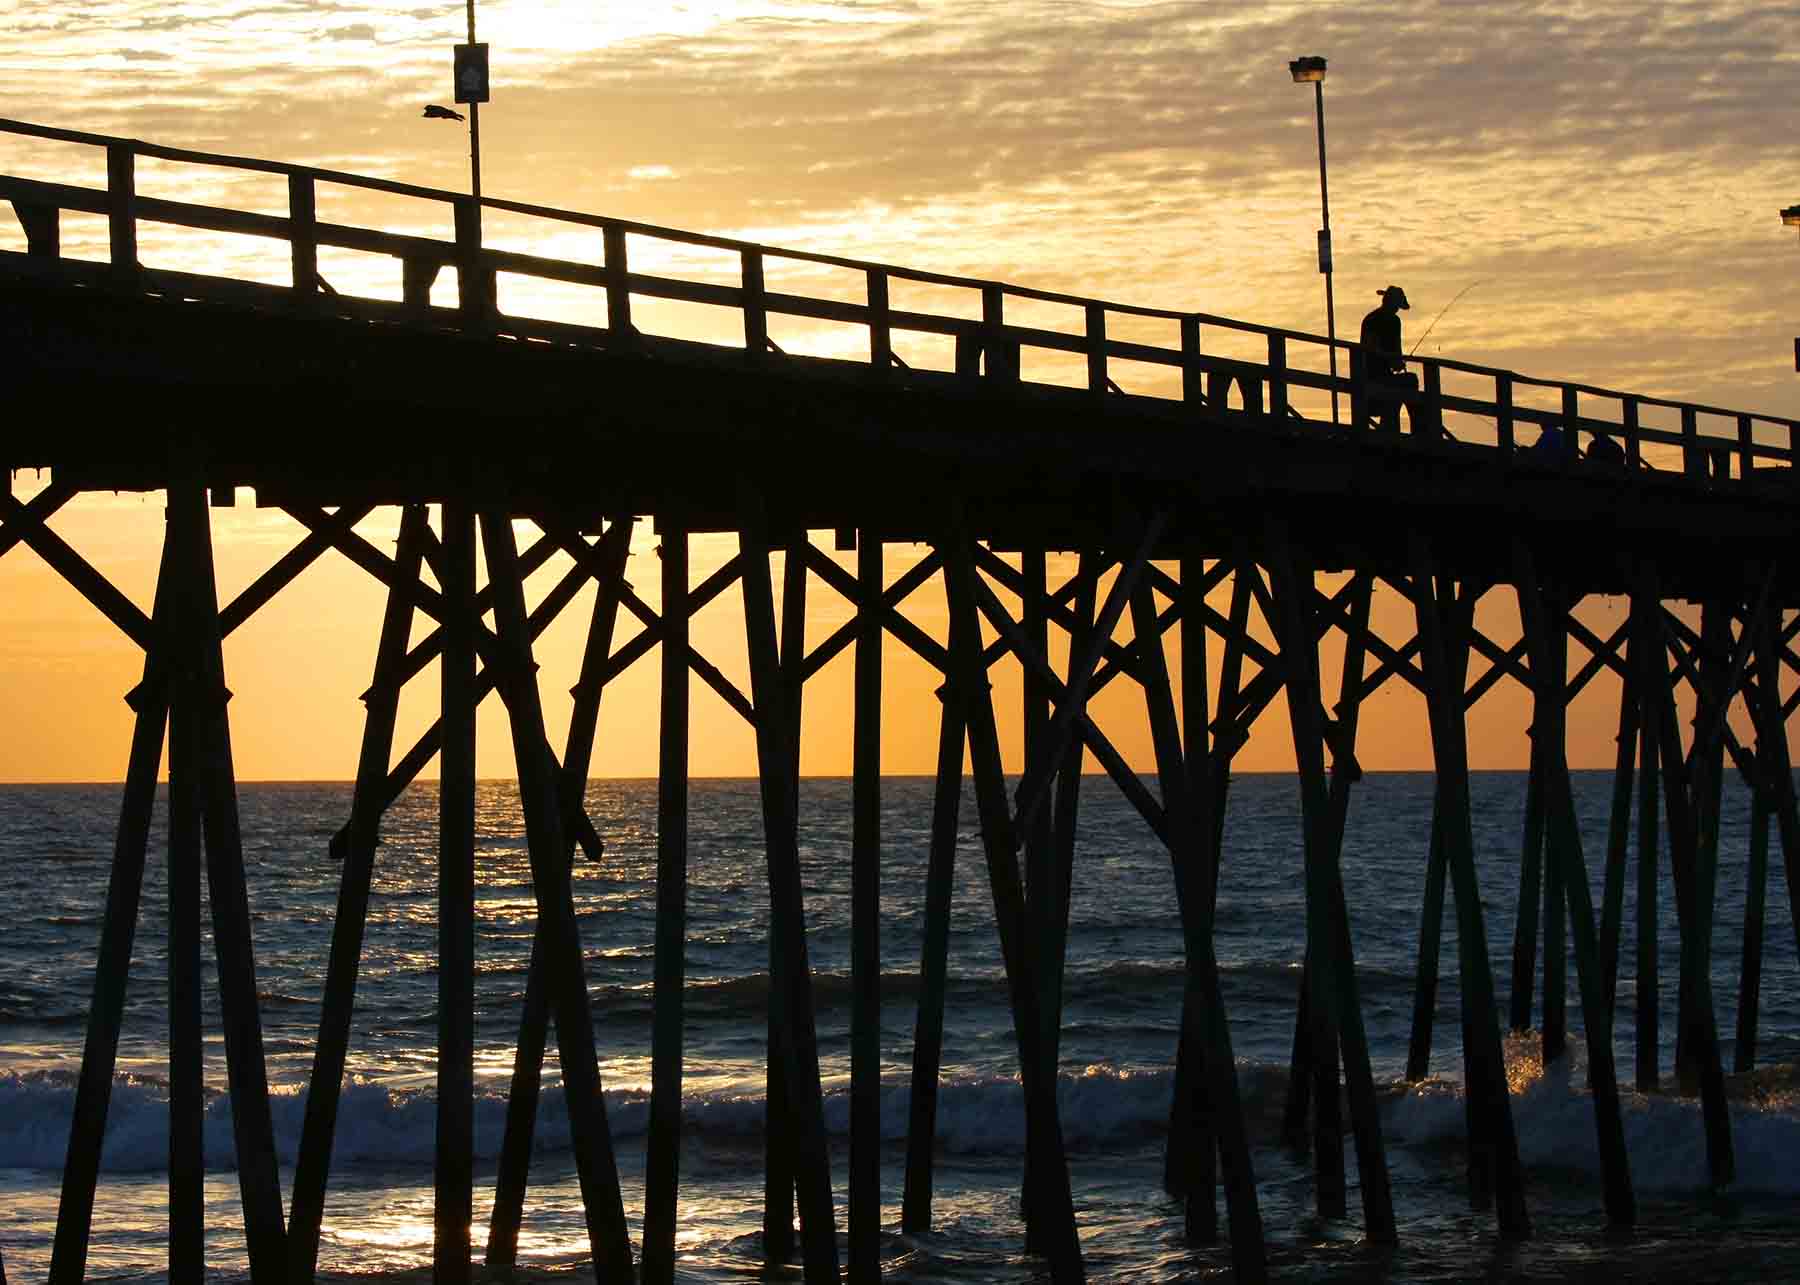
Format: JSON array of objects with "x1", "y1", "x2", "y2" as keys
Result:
[{"x1": 1409, "y1": 280, "x2": 1484, "y2": 356}]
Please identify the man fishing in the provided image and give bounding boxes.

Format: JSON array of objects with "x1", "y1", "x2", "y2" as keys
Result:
[{"x1": 1357, "y1": 285, "x2": 1423, "y2": 433}]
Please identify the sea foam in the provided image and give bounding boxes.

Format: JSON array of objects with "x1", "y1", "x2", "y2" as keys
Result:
[{"x1": 8, "y1": 1059, "x2": 1800, "y2": 1196}]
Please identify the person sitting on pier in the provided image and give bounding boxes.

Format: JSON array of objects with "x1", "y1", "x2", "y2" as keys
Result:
[
  {"x1": 1355, "y1": 285, "x2": 1422, "y2": 432},
  {"x1": 1526, "y1": 421, "x2": 1575, "y2": 461},
  {"x1": 1585, "y1": 429, "x2": 1626, "y2": 467}
]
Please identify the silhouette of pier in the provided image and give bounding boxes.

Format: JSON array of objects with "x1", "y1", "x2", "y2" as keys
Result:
[{"x1": 4, "y1": 116, "x2": 1800, "y2": 1284}]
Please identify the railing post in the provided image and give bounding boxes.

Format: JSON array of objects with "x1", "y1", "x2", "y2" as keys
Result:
[
  {"x1": 402, "y1": 258, "x2": 441, "y2": 312},
  {"x1": 1681, "y1": 406, "x2": 1700, "y2": 478},
  {"x1": 106, "y1": 143, "x2": 136, "y2": 274},
  {"x1": 603, "y1": 224, "x2": 633, "y2": 338},
  {"x1": 288, "y1": 174, "x2": 318, "y2": 302},
  {"x1": 1624, "y1": 397, "x2": 1641, "y2": 469},
  {"x1": 1181, "y1": 317, "x2": 1202, "y2": 409},
  {"x1": 742, "y1": 248, "x2": 768, "y2": 355},
  {"x1": 1562, "y1": 386, "x2": 1580, "y2": 455},
  {"x1": 1086, "y1": 304, "x2": 1108, "y2": 395},
  {"x1": 1266, "y1": 334, "x2": 1287, "y2": 418},
  {"x1": 1422, "y1": 362, "x2": 1443, "y2": 437},
  {"x1": 1496, "y1": 374, "x2": 1515, "y2": 452},
  {"x1": 1738, "y1": 414, "x2": 1754, "y2": 481},
  {"x1": 981, "y1": 285, "x2": 1016, "y2": 382},
  {"x1": 867, "y1": 268, "x2": 892, "y2": 373},
  {"x1": 454, "y1": 197, "x2": 492, "y2": 328},
  {"x1": 15, "y1": 202, "x2": 60, "y2": 258}
]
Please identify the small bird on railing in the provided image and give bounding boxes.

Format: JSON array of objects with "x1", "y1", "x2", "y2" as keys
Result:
[{"x1": 422, "y1": 104, "x2": 465, "y2": 122}]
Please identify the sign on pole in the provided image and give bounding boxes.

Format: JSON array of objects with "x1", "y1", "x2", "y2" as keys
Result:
[{"x1": 454, "y1": 43, "x2": 490, "y2": 104}]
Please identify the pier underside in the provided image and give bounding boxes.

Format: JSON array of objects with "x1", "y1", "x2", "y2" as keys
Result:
[{"x1": 3, "y1": 265, "x2": 1792, "y2": 611}]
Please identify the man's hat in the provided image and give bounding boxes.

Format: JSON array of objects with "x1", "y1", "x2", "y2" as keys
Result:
[{"x1": 1379, "y1": 285, "x2": 1410, "y2": 309}]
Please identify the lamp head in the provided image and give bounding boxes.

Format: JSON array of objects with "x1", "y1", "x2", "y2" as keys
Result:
[{"x1": 1289, "y1": 56, "x2": 1328, "y2": 84}]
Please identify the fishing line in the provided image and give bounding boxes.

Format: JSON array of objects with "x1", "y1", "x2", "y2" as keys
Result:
[{"x1": 1410, "y1": 280, "x2": 1484, "y2": 356}]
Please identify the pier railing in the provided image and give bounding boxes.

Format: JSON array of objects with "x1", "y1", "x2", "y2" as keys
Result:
[{"x1": 2, "y1": 115, "x2": 1795, "y2": 484}]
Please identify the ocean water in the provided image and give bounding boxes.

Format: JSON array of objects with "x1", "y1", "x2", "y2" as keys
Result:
[{"x1": 3, "y1": 772, "x2": 1799, "y2": 1282}]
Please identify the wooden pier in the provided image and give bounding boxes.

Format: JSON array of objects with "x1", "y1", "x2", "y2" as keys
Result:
[{"x1": 4, "y1": 116, "x2": 1800, "y2": 1284}]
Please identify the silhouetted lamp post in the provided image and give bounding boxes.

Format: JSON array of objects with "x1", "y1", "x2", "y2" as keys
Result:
[
  {"x1": 423, "y1": 1, "x2": 490, "y2": 231},
  {"x1": 1785, "y1": 206, "x2": 1800, "y2": 371},
  {"x1": 1290, "y1": 54, "x2": 1339, "y2": 425},
  {"x1": 455, "y1": 1, "x2": 488, "y2": 215}
]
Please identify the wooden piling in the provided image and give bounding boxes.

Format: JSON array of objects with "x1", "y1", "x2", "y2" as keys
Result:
[
  {"x1": 1280, "y1": 570, "x2": 1382, "y2": 1214},
  {"x1": 1275, "y1": 590, "x2": 1338, "y2": 1176},
  {"x1": 1515, "y1": 548, "x2": 1634, "y2": 1225},
  {"x1": 166, "y1": 680, "x2": 203, "y2": 1281},
  {"x1": 1749, "y1": 600, "x2": 1800, "y2": 1027},
  {"x1": 490, "y1": 919, "x2": 550, "y2": 1267},
  {"x1": 155, "y1": 513, "x2": 204, "y2": 1283},
  {"x1": 1600, "y1": 650, "x2": 1640, "y2": 1015},
  {"x1": 762, "y1": 539, "x2": 808, "y2": 1263},
  {"x1": 1540, "y1": 592, "x2": 1570, "y2": 1067},
  {"x1": 1171, "y1": 551, "x2": 1216, "y2": 1242},
  {"x1": 488, "y1": 516, "x2": 633, "y2": 1270},
  {"x1": 1406, "y1": 581, "x2": 1478, "y2": 1092},
  {"x1": 1169, "y1": 566, "x2": 1251, "y2": 1203},
  {"x1": 1641, "y1": 588, "x2": 1734, "y2": 1186},
  {"x1": 1510, "y1": 731, "x2": 1548, "y2": 1034},
  {"x1": 900, "y1": 626, "x2": 967, "y2": 1234},
  {"x1": 1450, "y1": 588, "x2": 1499, "y2": 1213},
  {"x1": 1633, "y1": 594, "x2": 1661, "y2": 1092},
  {"x1": 1274, "y1": 593, "x2": 1346, "y2": 1202},
  {"x1": 1408, "y1": 545, "x2": 1531, "y2": 1239},
  {"x1": 48, "y1": 524, "x2": 176, "y2": 1285},
  {"x1": 556, "y1": 519, "x2": 636, "y2": 823},
  {"x1": 1734, "y1": 769, "x2": 1770, "y2": 1073},
  {"x1": 1130, "y1": 575, "x2": 1267, "y2": 1281},
  {"x1": 436, "y1": 500, "x2": 477, "y2": 1285},
  {"x1": 1044, "y1": 555, "x2": 1092, "y2": 1071},
  {"x1": 1406, "y1": 792, "x2": 1449, "y2": 1082},
  {"x1": 1020, "y1": 546, "x2": 1052, "y2": 1257},
  {"x1": 643, "y1": 522, "x2": 691, "y2": 1285},
  {"x1": 166, "y1": 481, "x2": 289, "y2": 1284},
  {"x1": 850, "y1": 531, "x2": 884, "y2": 1282},
  {"x1": 1022, "y1": 546, "x2": 1052, "y2": 897},
  {"x1": 739, "y1": 509, "x2": 842, "y2": 1283},
  {"x1": 1288, "y1": 956, "x2": 1344, "y2": 1213},
  {"x1": 1546, "y1": 717, "x2": 1637, "y2": 1220},
  {"x1": 942, "y1": 530, "x2": 1085, "y2": 1283},
  {"x1": 1266, "y1": 546, "x2": 1394, "y2": 1241},
  {"x1": 1749, "y1": 611, "x2": 1800, "y2": 971},
  {"x1": 167, "y1": 594, "x2": 204, "y2": 1285},
  {"x1": 481, "y1": 510, "x2": 637, "y2": 1281},
  {"x1": 1677, "y1": 604, "x2": 1732, "y2": 1089},
  {"x1": 1318, "y1": 572, "x2": 1397, "y2": 1245},
  {"x1": 290, "y1": 506, "x2": 428, "y2": 1283}
]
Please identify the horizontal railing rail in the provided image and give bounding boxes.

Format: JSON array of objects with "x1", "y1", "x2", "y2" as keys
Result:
[{"x1": 2, "y1": 115, "x2": 1796, "y2": 485}]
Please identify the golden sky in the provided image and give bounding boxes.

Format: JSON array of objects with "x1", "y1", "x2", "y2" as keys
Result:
[{"x1": 1, "y1": 0, "x2": 1793, "y2": 781}]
